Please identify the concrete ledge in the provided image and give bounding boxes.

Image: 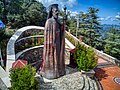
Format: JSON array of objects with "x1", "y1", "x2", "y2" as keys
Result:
[
  {"x1": 0, "y1": 66, "x2": 11, "y2": 89},
  {"x1": 65, "y1": 31, "x2": 120, "y2": 67},
  {"x1": 65, "y1": 38, "x2": 75, "y2": 51}
]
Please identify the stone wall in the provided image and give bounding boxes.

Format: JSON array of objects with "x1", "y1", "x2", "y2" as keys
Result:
[{"x1": 16, "y1": 45, "x2": 44, "y2": 71}]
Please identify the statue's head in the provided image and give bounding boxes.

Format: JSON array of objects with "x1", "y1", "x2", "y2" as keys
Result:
[{"x1": 47, "y1": 4, "x2": 59, "y2": 19}]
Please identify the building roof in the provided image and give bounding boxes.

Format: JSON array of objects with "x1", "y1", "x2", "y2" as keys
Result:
[{"x1": 12, "y1": 60, "x2": 27, "y2": 69}]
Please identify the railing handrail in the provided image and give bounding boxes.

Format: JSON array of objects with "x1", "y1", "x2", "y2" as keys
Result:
[
  {"x1": 65, "y1": 31, "x2": 120, "y2": 67},
  {"x1": 16, "y1": 35, "x2": 44, "y2": 43}
]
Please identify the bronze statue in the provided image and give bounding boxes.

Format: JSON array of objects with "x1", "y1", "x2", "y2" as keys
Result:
[{"x1": 40, "y1": 4, "x2": 65, "y2": 79}]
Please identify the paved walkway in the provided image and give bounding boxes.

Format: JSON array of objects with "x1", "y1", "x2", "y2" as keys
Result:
[{"x1": 95, "y1": 57, "x2": 120, "y2": 90}]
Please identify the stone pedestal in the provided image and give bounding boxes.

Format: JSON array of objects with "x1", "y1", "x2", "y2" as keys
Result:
[{"x1": 81, "y1": 70, "x2": 95, "y2": 78}]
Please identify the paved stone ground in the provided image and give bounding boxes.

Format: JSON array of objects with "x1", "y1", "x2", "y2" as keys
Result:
[
  {"x1": 95, "y1": 57, "x2": 120, "y2": 90},
  {"x1": 38, "y1": 66, "x2": 99, "y2": 90}
]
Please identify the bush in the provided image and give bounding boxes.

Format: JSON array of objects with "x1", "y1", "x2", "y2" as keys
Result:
[
  {"x1": 10, "y1": 65, "x2": 39, "y2": 90},
  {"x1": 74, "y1": 43, "x2": 98, "y2": 71}
]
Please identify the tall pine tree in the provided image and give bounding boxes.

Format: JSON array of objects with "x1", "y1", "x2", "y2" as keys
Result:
[
  {"x1": 104, "y1": 27, "x2": 120, "y2": 60},
  {"x1": 78, "y1": 7, "x2": 101, "y2": 49}
]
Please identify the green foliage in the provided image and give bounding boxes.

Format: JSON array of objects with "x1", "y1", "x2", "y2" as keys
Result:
[
  {"x1": 77, "y1": 7, "x2": 101, "y2": 49},
  {"x1": 0, "y1": 1, "x2": 4, "y2": 19},
  {"x1": 10, "y1": 65, "x2": 39, "y2": 90},
  {"x1": 74, "y1": 43, "x2": 98, "y2": 71},
  {"x1": 104, "y1": 27, "x2": 120, "y2": 59},
  {"x1": 0, "y1": 0, "x2": 47, "y2": 28},
  {"x1": 8, "y1": 0, "x2": 47, "y2": 28},
  {"x1": 67, "y1": 16, "x2": 77, "y2": 35},
  {"x1": 66, "y1": 7, "x2": 102, "y2": 49},
  {"x1": 0, "y1": 28, "x2": 13, "y2": 63}
]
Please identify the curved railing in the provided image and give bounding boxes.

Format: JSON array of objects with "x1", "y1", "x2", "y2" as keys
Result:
[
  {"x1": 6, "y1": 26, "x2": 44, "y2": 74},
  {"x1": 15, "y1": 35, "x2": 44, "y2": 53}
]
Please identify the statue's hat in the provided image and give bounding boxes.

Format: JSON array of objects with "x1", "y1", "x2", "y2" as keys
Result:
[
  {"x1": 47, "y1": 4, "x2": 59, "y2": 19},
  {"x1": 48, "y1": 4, "x2": 58, "y2": 11}
]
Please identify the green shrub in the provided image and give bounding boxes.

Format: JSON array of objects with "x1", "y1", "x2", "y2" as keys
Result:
[
  {"x1": 10, "y1": 65, "x2": 39, "y2": 90},
  {"x1": 74, "y1": 43, "x2": 98, "y2": 71}
]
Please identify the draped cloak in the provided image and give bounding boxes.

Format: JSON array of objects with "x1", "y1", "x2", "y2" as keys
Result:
[{"x1": 41, "y1": 17, "x2": 65, "y2": 79}]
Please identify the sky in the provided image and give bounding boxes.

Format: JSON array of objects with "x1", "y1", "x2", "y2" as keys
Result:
[{"x1": 38, "y1": 0, "x2": 120, "y2": 25}]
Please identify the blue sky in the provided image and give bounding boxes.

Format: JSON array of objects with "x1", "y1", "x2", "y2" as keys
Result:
[{"x1": 38, "y1": 0, "x2": 120, "y2": 25}]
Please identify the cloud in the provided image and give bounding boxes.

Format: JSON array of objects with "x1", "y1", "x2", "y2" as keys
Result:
[
  {"x1": 69, "y1": 10, "x2": 78, "y2": 16},
  {"x1": 115, "y1": 12, "x2": 120, "y2": 19},
  {"x1": 116, "y1": 15, "x2": 120, "y2": 18},
  {"x1": 38, "y1": 0, "x2": 77, "y2": 9},
  {"x1": 98, "y1": 18, "x2": 105, "y2": 21},
  {"x1": 98, "y1": 16, "x2": 118, "y2": 21},
  {"x1": 105, "y1": 16, "x2": 112, "y2": 20},
  {"x1": 98, "y1": 17, "x2": 111, "y2": 21}
]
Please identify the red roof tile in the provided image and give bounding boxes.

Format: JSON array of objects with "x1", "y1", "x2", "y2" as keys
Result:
[{"x1": 12, "y1": 60, "x2": 27, "y2": 69}]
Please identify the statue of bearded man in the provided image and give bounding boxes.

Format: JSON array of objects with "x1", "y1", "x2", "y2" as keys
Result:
[{"x1": 40, "y1": 4, "x2": 65, "y2": 79}]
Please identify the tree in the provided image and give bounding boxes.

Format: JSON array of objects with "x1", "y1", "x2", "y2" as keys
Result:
[
  {"x1": 10, "y1": 65, "x2": 39, "y2": 90},
  {"x1": 78, "y1": 7, "x2": 101, "y2": 49},
  {"x1": 0, "y1": 0, "x2": 4, "y2": 20},
  {"x1": 67, "y1": 16, "x2": 77, "y2": 35},
  {"x1": 7, "y1": 0, "x2": 47, "y2": 28},
  {"x1": 0, "y1": 0, "x2": 47, "y2": 28},
  {"x1": 104, "y1": 27, "x2": 120, "y2": 60}
]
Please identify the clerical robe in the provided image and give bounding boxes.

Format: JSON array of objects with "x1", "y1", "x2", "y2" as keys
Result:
[{"x1": 41, "y1": 17, "x2": 65, "y2": 79}]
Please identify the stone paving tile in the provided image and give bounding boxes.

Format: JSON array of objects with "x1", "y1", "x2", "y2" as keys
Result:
[{"x1": 95, "y1": 58, "x2": 120, "y2": 90}]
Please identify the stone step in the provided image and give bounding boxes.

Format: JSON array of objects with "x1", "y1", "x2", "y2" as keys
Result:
[
  {"x1": 87, "y1": 77, "x2": 95, "y2": 90},
  {"x1": 83, "y1": 75, "x2": 90, "y2": 90},
  {"x1": 92, "y1": 78, "x2": 99, "y2": 90},
  {"x1": 82, "y1": 75, "x2": 99, "y2": 90}
]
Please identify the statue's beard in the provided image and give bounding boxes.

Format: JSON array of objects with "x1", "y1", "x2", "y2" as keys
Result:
[{"x1": 53, "y1": 14, "x2": 58, "y2": 19}]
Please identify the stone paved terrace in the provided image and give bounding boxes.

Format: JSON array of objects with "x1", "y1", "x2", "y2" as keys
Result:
[
  {"x1": 37, "y1": 56, "x2": 120, "y2": 90},
  {"x1": 95, "y1": 57, "x2": 120, "y2": 90}
]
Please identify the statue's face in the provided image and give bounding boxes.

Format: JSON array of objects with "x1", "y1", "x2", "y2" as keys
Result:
[{"x1": 52, "y1": 7, "x2": 59, "y2": 19}]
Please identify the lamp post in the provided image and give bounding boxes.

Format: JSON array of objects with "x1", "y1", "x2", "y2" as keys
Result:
[{"x1": 76, "y1": 17, "x2": 79, "y2": 38}]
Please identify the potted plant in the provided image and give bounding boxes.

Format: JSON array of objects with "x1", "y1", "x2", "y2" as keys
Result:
[{"x1": 74, "y1": 43, "x2": 98, "y2": 77}]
